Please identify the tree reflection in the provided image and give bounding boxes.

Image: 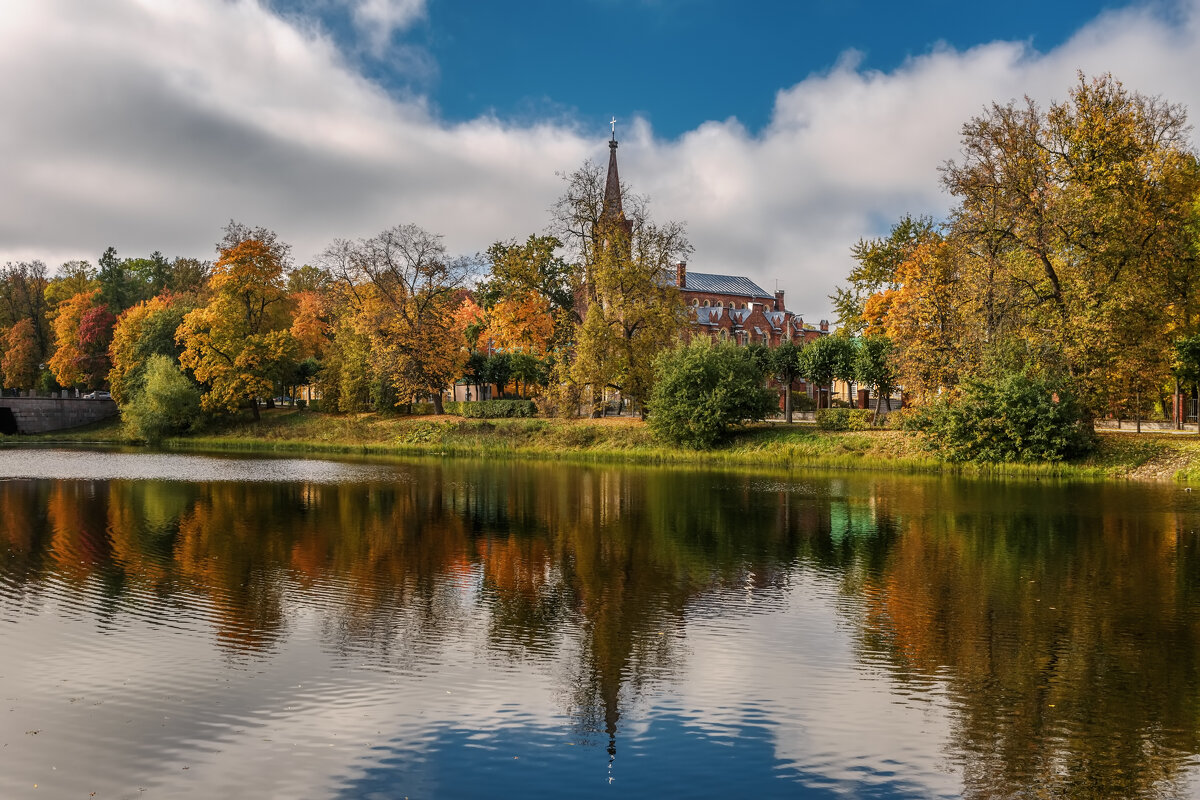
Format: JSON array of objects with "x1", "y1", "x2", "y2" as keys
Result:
[
  {"x1": 4, "y1": 462, "x2": 1200, "y2": 796},
  {"x1": 854, "y1": 478, "x2": 1200, "y2": 799}
]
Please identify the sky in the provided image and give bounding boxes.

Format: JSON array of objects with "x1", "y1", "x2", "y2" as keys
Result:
[{"x1": 2, "y1": 0, "x2": 1199, "y2": 320}]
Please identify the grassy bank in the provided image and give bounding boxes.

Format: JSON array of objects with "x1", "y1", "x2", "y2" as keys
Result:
[{"x1": 12, "y1": 408, "x2": 1200, "y2": 481}]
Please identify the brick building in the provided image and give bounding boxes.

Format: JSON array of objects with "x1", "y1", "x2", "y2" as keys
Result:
[{"x1": 673, "y1": 263, "x2": 827, "y2": 347}]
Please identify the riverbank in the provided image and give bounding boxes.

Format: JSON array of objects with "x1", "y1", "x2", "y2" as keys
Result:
[{"x1": 12, "y1": 408, "x2": 1200, "y2": 481}]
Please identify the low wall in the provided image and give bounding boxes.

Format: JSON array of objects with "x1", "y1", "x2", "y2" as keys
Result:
[{"x1": 0, "y1": 395, "x2": 119, "y2": 435}]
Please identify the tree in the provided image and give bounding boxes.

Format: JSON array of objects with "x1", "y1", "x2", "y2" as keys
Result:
[
  {"x1": 798, "y1": 335, "x2": 856, "y2": 408},
  {"x1": 569, "y1": 211, "x2": 690, "y2": 416},
  {"x1": 1173, "y1": 334, "x2": 1200, "y2": 434},
  {"x1": 1, "y1": 319, "x2": 40, "y2": 389},
  {"x1": 324, "y1": 224, "x2": 471, "y2": 414},
  {"x1": 0, "y1": 261, "x2": 51, "y2": 360},
  {"x1": 75, "y1": 304, "x2": 116, "y2": 388},
  {"x1": 648, "y1": 339, "x2": 775, "y2": 449},
  {"x1": 479, "y1": 235, "x2": 577, "y2": 327},
  {"x1": 880, "y1": 240, "x2": 967, "y2": 400},
  {"x1": 768, "y1": 340, "x2": 804, "y2": 423},
  {"x1": 97, "y1": 247, "x2": 141, "y2": 312},
  {"x1": 45, "y1": 261, "x2": 97, "y2": 313},
  {"x1": 484, "y1": 352, "x2": 513, "y2": 399},
  {"x1": 937, "y1": 72, "x2": 1200, "y2": 416},
  {"x1": 108, "y1": 294, "x2": 192, "y2": 405},
  {"x1": 122, "y1": 354, "x2": 203, "y2": 443},
  {"x1": 856, "y1": 335, "x2": 900, "y2": 423},
  {"x1": 833, "y1": 215, "x2": 938, "y2": 334},
  {"x1": 47, "y1": 289, "x2": 100, "y2": 388},
  {"x1": 178, "y1": 235, "x2": 297, "y2": 419}
]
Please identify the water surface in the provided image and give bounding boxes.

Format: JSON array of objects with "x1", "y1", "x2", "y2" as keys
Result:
[{"x1": 2, "y1": 449, "x2": 1199, "y2": 798}]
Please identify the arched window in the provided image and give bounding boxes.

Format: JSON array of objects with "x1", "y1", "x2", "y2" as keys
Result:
[
  {"x1": 703, "y1": 299, "x2": 710, "y2": 307},
  {"x1": 716, "y1": 301, "x2": 724, "y2": 308},
  {"x1": 691, "y1": 298, "x2": 699, "y2": 306},
  {"x1": 720, "y1": 329, "x2": 728, "y2": 341}
]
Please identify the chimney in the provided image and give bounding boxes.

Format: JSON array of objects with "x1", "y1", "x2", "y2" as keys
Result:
[
  {"x1": 774, "y1": 289, "x2": 785, "y2": 312},
  {"x1": 676, "y1": 262, "x2": 686, "y2": 289},
  {"x1": 819, "y1": 319, "x2": 829, "y2": 332}
]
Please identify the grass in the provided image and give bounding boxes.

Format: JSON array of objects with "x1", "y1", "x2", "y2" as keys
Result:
[{"x1": 11, "y1": 408, "x2": 1200, "y2": 481}]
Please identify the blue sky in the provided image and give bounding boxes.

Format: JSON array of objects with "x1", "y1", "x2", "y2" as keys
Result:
[
  {"x1": 2, "y1": 0, "x2": 1198, "y2": 319},
  {"x1": 276, "y1": 0, "x2": 1128, "y2": 137}
]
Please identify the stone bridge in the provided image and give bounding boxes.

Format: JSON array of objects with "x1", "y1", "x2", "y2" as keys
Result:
[{"x1": 0, "y1": 394, "x2": 119, "y2": 435}]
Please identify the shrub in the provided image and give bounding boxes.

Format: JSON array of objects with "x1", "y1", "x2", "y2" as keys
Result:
[
  {"x1": 122, "y1": 355, "x2": 203, "y2": 443},
  {"x1": 792, "y1": 393, "x2": 817, "y2": 413},
  {"x1": 905, "y1": 371, "x2": 1095, "y2": 463},
  {"x1": 815, "y1": 408, "x2": 874, "y2": 431},
  {"x1": 648, "y1": 339, "x2": 775, "y2": 449},
  {"x1": 443, "y1": 399, "x2": 537, "y2": 418}
]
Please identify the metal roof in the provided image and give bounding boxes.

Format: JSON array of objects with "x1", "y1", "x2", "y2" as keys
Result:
[{"x1": 683, "y1": 272, "x2": 774, "y2": 299}]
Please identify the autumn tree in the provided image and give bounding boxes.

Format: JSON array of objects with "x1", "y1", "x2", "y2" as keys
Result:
[
  {"x1": 108, "y1": 294, "x2": 193, "y2": 405},
  {"x1": 47, "y1": 289, "x2": 100, "y2": 388},
  {"x1": 1, "y1": 319, "x2": 40, "y2": 389},
  {"x1": 938, "y1": 72, "x2": 1200, "y2": 415},
  {"x1": 76, "y1": 304, "x2": 116, "y2": 388},
  {"x1": 833, "y1": 215, "x2": 938, "y2": 334},
  {"x1": 323, "y1": 224, "x2": 470, "y2": 414},
  {"x1": 0, "y1": 261, "x2": 51, "y2": 360},
  {"x1": 45, "y1": 261, "x2": 98, "y2": 313},
  {"x1": 557, "y1": 158, "x2": 691, "y2": 416},
  {"x1": 178, "y1": 235, "x2": 297, "y2": 419}
]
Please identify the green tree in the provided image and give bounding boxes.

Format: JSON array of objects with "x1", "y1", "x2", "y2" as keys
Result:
[
  {"x1": 798, "y1": 335, "x2": 855, "y2": 408},
  {"x1": 648, "y1": 339, "x2": 775, "y2": 449},
  {"x1": 768, "y1": 340, "x2": 803, "y2": 423},
  {"x1": 855, "y1": 334, "x2": 900, "y2": 423},
  {"x1": 122, "y1": 354, "x2": 203, "y2": 443}
]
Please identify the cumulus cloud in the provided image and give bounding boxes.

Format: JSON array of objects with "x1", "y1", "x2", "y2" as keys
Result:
[{"x1": 1, "y1": 0, "x2": 1198, "y2": 319}]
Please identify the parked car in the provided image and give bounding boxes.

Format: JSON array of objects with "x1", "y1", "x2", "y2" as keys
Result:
[{"x1": 82, "y1": 390, "x2": 111, "y2": 400}]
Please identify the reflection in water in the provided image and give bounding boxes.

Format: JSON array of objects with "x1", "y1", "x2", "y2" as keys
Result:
[{"x1": 1, "y1": 456, "x2": 1200, "y2": 798}]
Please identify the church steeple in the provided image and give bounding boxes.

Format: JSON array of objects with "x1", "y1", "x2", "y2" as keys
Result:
[{"x1": 601, "y1": 118, "x2": 632, "y2": 238}]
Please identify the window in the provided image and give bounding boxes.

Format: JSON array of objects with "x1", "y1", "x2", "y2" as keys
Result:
[
  {"x1": 716, "y1": 301, "x2": 724, "y2": 308},
  {"x1": 691, "y1": 298, "x2": 699, "y2": 306},
  {"x1": 720, "y1": 329, "x2": 728, "y2": 341},
  {"x1": 703, "y1": 299, "x2": 710, "y2": 307}
]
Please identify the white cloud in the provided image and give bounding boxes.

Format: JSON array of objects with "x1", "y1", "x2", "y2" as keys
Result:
[
  {"x1": 352, "y1": 0, "x2": 426, "y2": 55},
  {"x1": 0, "y1": 0, "x2": 1198, "y2": 320}
]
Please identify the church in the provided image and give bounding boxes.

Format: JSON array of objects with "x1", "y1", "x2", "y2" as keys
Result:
[{"x1": 599, "y1": 126, "x2": 829, "y2": 348}]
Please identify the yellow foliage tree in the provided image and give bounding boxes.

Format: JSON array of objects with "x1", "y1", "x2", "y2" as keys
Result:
[{"x1": 177, "y1": 238, "x2": 296, "y2": 419}]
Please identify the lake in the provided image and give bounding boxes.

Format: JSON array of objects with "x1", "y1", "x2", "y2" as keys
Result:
[{"x1": 2, "y1": 449, "x2": 1200, "y2": 798}]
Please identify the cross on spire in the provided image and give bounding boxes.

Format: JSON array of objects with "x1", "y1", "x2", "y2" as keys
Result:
[{"x1": 610, "y1": 117, "x2": 617, "y2": 142}]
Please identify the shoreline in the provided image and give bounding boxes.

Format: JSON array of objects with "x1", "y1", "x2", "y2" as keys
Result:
[{"x1": 7, "y1": 408, "x2": 1200, "y2": 482}]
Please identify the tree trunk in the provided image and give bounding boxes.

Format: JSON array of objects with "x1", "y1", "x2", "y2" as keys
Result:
[
  {"x1": 1175, "y1": 377, "x2": 1182, "y2": 430},
  {"x1": 250, "y1": 396, "x2": 260, "y2": 422},
  {"x1": 784, "y1": 383, "x2": 793, "y2": 424},
  {"x1": 432, "y1": 393, "x2": 444, "y2": 415}
]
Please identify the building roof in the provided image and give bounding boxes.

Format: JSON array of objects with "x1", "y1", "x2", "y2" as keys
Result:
[{"x1": 683, "y1": 272, "x2": 774, "y2": 299}]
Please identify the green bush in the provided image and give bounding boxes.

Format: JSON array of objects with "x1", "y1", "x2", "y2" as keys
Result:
[
  {"x1": 815, "y1": 408, "x2": 874, "y2": 431},
  {"x1": 443, "y1": 399, "x2": 537, "y2": 418},
  {"x1": 648, "y1": 339, "x2": 775, "y2": 449},
  {"x1": 122, "y1": 355, "x2": 204, "y2": 443},
  {"x1": 905, "y1": 372, "x2": 1095, "y2": 463},
  {"x1": 792, "y1": 393, "x2": 817, "y2": 413}
]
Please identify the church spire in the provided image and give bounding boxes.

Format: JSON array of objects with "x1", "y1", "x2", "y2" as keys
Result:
[{"x1": 601, "y1": 118, "x2": 631, "y2": 235}]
